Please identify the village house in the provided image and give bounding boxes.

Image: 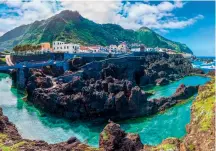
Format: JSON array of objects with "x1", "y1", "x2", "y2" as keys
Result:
[
  {"x1": 146, "y1": 47, "x2": 156, "y2": 52},
  {"x1": 79, "y1": 46, "x2": 103, "y2": 53},
  {"x1": 52, "y1": 41, "x2": 80, "y2": 53},
  {"x1": 40, "y1": 42, "x2": 51, "y2": 51},
  {"x1": 117, "y1": 42, "x2": 128, "y2": 52},
  {"x1": 154, "y1": 47, "x2": 164, "y2": 52},
  {"x1": 131, "y1": 44, "x2": 146, "y2": 52},
  {"x1": 109, "y1": 45, "x2": 118, "y2": 53},
  {"x1": 88, "y1": 46, "x2": 101, "y2": 52},
  {"x1": 79, "y1": 46, "x2": 90, "y2": 53},
  {"x1": 99, "y1": 46, "x2": 108, "y2": 53},
  {"x1": 41, "y1": 42, "x2": 52, "y2": 52},
  {"x1": 130, "y1": 43, "x2": 141, "y2": 49}
]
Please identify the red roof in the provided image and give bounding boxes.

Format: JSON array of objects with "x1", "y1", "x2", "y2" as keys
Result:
[
  {"x1": 88, "y1": 46, "x2": 100, "y2": 49},
  {"x1": 80, "y1": 46, "x2": 89, "y2": 51}
]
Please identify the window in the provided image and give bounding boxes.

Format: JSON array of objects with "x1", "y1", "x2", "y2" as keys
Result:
[
  {"x1": 67, "y1": 46, "x2": 69, "y2": 49},
  {"x1": 64, "y1": 46, "x2": 66, "y2": 49}
]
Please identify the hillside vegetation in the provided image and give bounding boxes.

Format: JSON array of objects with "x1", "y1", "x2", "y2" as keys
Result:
[{"x1": 0, "y1": 10, "x2": 192, "y2": 54}]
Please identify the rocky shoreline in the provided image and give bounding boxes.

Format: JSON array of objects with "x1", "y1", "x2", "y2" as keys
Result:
[
  {"x1": 0, "y1": 72, "x2": 214, "y2": 151},
  {"x1": 13, "y1": 53, "x2": 204, "y2": 121}
]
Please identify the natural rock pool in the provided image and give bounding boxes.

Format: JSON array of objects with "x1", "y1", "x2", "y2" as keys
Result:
[{"x1": 0, "y1": 73, "x2": 210, "y2": 147}]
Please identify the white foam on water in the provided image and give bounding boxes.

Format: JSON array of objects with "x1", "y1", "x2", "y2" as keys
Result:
[
  {"x1": 200, "y1": 65, "x2": 215, "y2": 69},
  {"x1": 0, "y1": 77, "x2": 17, "y2": 106}
]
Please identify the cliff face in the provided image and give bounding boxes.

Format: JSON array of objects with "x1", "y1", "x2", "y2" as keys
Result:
[{"x1": 181, "y1": 73, "x2": 215, "y2": 151}]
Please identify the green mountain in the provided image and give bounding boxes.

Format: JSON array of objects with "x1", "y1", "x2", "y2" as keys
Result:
[{"x1": 0, "y1": 10, "x2": 192, "y2": 54}]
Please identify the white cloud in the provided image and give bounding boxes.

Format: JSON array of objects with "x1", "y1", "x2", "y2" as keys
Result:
[
  {"x1": 158, "y1": 2, "x2": 175, "y2": 11},
  {"x1": 60, "y1": 0, "x2": 123, "y2": 24},
  {"x1": 0, "y1": 0, "x2": 203, "y2": 36},
  {"x1": 0, "y1": 31, "x2": 4, "y2": 36},
  {"x1": 0, "y1": 0, "x2": 57, "y2": 34},
  {"x1": 59, "y1": 0, "x2": 202, "y2": 30}
]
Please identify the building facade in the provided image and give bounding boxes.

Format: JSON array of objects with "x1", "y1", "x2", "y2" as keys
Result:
[
  {"x1": 117, "y1": 42, "x2": 127, "y2": 52},
  {"x1": 109, "y1": 45, "x2": 118, "y2": 53},
  {"x1": 79, "y1": 46, "x2": 89, "y2": 53},
  {"x1": 41, "y1": 43, "x2": 51, "y2": 52},
  {"x1": 53, "y1": 41, "x2": 80, "y2": 53}
]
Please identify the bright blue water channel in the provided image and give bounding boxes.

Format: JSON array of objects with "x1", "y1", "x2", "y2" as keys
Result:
[{"x1": 0, "y1": 73, "x2": 210, "y2": 147}]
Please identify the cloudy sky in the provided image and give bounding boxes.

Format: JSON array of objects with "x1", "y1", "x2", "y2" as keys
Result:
[{"x1": 0, "y1": 0, "x2": 215, "y2": 56}]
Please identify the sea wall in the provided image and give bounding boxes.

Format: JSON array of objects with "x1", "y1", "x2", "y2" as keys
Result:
[
  {"x1": 11, "y1": 53, "x2": 55, "y2": 63},
  {"x1": 11, "y1": 52, "x2": 108, "y2": 64}
]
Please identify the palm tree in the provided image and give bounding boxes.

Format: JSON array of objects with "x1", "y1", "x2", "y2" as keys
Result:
[{"x1": 13, "y1": 43, "x2": 43, "y2": 55}]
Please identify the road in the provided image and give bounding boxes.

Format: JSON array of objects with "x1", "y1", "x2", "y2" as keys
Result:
[{"x1": 5, "y1": 55, "x2": 14, "y2": 66}]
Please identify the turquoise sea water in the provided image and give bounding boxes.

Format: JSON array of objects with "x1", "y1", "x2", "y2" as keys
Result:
[
  {"x1": 143, "y1": 76, "x2": 210, "y2": 99},
  {"x1": 0, "y1": 73, "x2": 210, "y2": 147}
]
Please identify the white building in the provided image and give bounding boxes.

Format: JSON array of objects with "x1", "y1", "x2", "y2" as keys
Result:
[
  {"x1": 88, "y1": 46, "x2": 101, "y2": 52},
  {"x1": 181, "y1": 53, "x2": 193, "y2": 58},
  {"x1": 146, "y1": 48, "x2": 156, "y2": 52},
  {"x1": 109, "y1": 45, "x2": 118, "y2": 53},
  {"x1": 53, "y1": 41, "x2": 80, "y2": 53}
]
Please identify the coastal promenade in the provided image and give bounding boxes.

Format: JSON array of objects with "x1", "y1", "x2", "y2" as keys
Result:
[
  {"x1": 0, "y1": 60, "x2": 65, "y2": 71},
  {"x1": 0, "y1": 58, "x2": 68, "y2": 89},
  {"x1": 5, "y1": 55, "x2": 14, "y2": 66},
  {"x1": 0, "y1": 52, "x2": 135, "y2": 72},
  {"x1": 0, "y1": 51, "x2": 176, "y2": 89}
]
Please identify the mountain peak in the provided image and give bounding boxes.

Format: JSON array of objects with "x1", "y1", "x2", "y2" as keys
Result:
[
  {"x1": 138, "y1": 27, "x2": 152, "y2": 32},
  {"x1": 54, "y1": 10, "x2": 82, "y2": 22},
  {"x1": 58, "y1": 10, "x2": 80, "y2": 16}
]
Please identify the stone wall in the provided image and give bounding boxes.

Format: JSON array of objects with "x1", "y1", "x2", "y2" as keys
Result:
[{"x1": 11, "y1": 53, "x2": 66, "y2": 63}]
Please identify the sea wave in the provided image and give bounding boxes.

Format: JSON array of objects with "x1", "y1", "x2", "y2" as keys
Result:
[
  {"x1": 192, "y1": 58, "x2": 215, "y2": 71},
  {"x1": 192, "y1": 63, "x2": 215, "y2": 70},
  {"x1": 200, "y1": 65, "x2": 215, "y2": 70}
]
